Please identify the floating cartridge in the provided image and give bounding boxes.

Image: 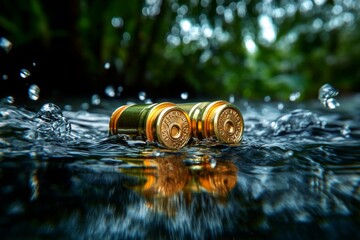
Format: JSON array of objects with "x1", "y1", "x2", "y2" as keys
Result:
[
  {"x1": 109, "y1": 102, "x2": 191, "y2": 149},
  {"x1": 179, "y1": 100, "x2": 244, "y2": 144}
]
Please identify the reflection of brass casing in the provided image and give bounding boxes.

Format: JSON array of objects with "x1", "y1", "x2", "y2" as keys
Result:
[
  {"x1": 109, "y1": 102, "x2": 191, "y2": 149},
  {"x1": 179, "y1": 100, "x2": 244, "y2": 144}
]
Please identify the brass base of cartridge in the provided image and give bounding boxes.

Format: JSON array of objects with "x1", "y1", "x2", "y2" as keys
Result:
[
  {"x1": 179, "y1": 100, "x2": 244, "y2": 144},
  {"x1": 109, "y1": 102, "x2": 191, "y2": 149}
]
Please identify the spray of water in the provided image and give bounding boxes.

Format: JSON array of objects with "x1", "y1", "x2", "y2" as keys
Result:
[{"x1": 33, "y1": 103, "x2": 71, "y2": 140}]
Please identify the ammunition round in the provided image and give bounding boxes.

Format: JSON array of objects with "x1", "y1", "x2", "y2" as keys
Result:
[
  {"x1": 109, "y1": 102, "x2": 191, "y2": 149},
  {"x1": 179, "y1": 101, "x2": 244, "y2": 144}
]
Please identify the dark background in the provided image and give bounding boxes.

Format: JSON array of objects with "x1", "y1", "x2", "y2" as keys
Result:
[{"x1": 1, "y1": 0, "x2": 360, "y2": 103}]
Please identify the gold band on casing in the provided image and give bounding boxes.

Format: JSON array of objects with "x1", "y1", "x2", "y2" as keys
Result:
[
  {"x1": 178, "y1": 100, "x2": 244, "y2": 144},
  {"x1": 109, "y1": 102, "x2": 191, "y2": 149}
]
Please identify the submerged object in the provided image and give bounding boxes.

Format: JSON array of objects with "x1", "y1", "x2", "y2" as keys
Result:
[
  {"x1": 109, "y1": 102, "x2": 191, "y2": 149},
  {"x1": 179, "y1": 100, "x2": 244, "y2": 144}
]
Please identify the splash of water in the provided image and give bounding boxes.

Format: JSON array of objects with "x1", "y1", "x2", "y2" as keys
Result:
[
  {"x1": 33, "y1": 103, "x2": 71, "y2": 140},
  {"x1": 318, "y1": 83, "x2": 340, "y2": 109},
  {"x1": 270, "y1": 109, "x2": 321, "y2": 136}
]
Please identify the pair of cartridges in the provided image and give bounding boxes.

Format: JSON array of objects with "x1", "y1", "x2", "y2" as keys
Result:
[{"x1": 109, "y1": 100, "x2": 244, "y2": 149}]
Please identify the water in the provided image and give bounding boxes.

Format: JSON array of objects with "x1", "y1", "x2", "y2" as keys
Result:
[
  {"x1": 1, "y1": 95, "x2": 360, "y2": 239},
  {"x1": 28, "y1": 84, "x2": 40, "y2": 101},
  {"x1": 180, "y1": 92, "x2": 188, "y2": 100},
  {"x1": 19, "y1": 69, "x2": 31, "y2": 79},
  {"x1": 138, "y1": 91, "x2": 147, "y2": 101},
  {"x1": 105, "y1": 85, "x2": 116, "y2": 98},
  {"x1": 0, "y1": 37, "x2": 12, "y2": 53},
  {"x1": 319, "y1": 83, "x2": 340, "y2": 109}
]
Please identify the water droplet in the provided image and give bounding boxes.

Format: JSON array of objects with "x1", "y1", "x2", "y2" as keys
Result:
[
  {"x1": 341, "y1": 125, "x2": 351, "y2": 136},
  {"x1": 34, "y1": 103, "x2": 71, "y2": 140},
  {"x1": 105, "y1": 85, "x2": 115, "y2": 97},
  {"x1": 318, "y1": 83, "x2": 340, "y2": 109},
  {"x1": 210, "y1": 158, "x2": 217, "y2": 168},
  {"x1": 28, "y1": 84, "x2": 40, "y2": 101},
  {"x1": 229, "y1": 94, "x2": 235, "y2": 103},
  {"x1": 277, "y1": 103, "x2": 284, "y2": 110},
  {"x1": 289, "y1": 92, "x2": 301, "y2": 102},
  {"x1": 151, "y1": 150, "x2": 161, "y2": 157},
  {"x1": 91, "y1": 94, "x2": 101, "y2": 105},
  {"x1": 81, "y1": 102, "x2": 90, "y2": 110},
  {"x1": 64, "y1": 105, "x2": 72, "y2": 111},
  {"x1": 180, "y1": 92, "x2": 188, "y2": 100},
  {"x1": 138, "y1": 91, "x2": 146, "y2": 101},
  {"x1": 122, "y1": 32, "x2": 131, "y2": 42},
  {"x1": 117, "y1": 86, "x2": 123, "y2": 93},
  {"x1": 2, "y1": 74, "x2": 8, "y2": 80},
  {"x1": 0, "y1": 37, "x2": 12, "y2": 53},
  {"x1": 32, "y1": 62, "x2": 36, "y2": 67},
  {"x1": 111, "y1": 17, "x2": 124, "y2": 28},
  {"x1": 104, "y1": 62, "x2": 111, "y2": 69},
  {"x1": 144, "y1": 99, "x2": 153, "y2": 104},
  {"x1": 7, "y1": 202, "x2": 24, "y2": 215},
  {"x1": 325, "y1": 98, "x2": 340, "y2": 109},
  {"x1": 6, "y1": 96, "x2": 14, "y2": 104},
  {"x1": 29, "y1": 151, "x2": 37, "y2": 158},
  {"x1": 284, "y1": 150, "x2": 294, "y2": 158},
  {"x1": 264, "y1": 96, "x2": 271, "y2": 102},
  {"x1": 20, "y1": 69, "x2": 31, "y2": 78}
]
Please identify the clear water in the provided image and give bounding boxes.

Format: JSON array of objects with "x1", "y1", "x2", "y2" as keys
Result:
[{"x1": 1, "y1": 95, "x2": 360, "y2": 239}]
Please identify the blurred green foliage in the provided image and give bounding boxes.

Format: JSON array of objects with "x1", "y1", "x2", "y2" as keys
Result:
[{"x1": 1, "y1": 0, "x2": 360, "y2": 100}]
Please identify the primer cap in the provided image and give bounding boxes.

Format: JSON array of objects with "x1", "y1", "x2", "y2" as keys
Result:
[
  {"x1": 213, "y1": 103, "x2": 244, "y2": 144},
  {"x1": 156, "y1": 106, "x2": 191, "y2": 149}
]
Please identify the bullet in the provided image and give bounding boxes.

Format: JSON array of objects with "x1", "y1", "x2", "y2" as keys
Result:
[
  {"x1": 109, "y1": 102, "x2": 191, "y2": 149},
  {"x1": 178, "y1": 100, "x2": 244, "y2": 144}
]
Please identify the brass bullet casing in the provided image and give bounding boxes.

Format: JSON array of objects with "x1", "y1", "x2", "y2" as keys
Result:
[
  {"x1": 109, "y1": 102, "x2": 191, "y2": 149},
  {"x1": 179, "y1": 100, "x2": 244, "y2": 144}
]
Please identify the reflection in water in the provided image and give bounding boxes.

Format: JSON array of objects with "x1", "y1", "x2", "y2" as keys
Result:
[
  {"x1": 1, "y1": 97, "x2": 360, "y2": 239},
  {"x1": 7, "y1": 154, "x2": 250, "y2": 239},
  {"x1": 120, "y1": 155, "x2": 237, "y2": 216}
]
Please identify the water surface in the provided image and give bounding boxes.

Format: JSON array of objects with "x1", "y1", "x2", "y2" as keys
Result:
[{"x1": 1, "y1": 96, "x2": 360, "y2": 239}]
